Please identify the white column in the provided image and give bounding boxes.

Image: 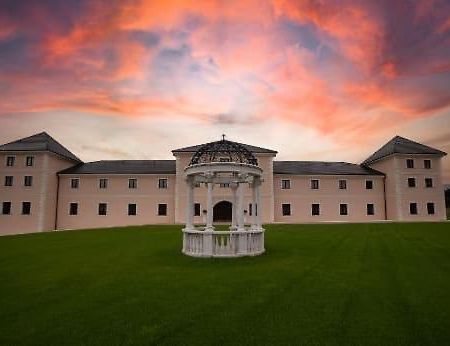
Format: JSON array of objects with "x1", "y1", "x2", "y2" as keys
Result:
[
  {"x1": 206, "y1": 182, "x2": 214, "y2": 230},
  {"x1": 251, "y1": 179, "x2": 257, "y2": 229},
  {"x1": 255, "y1": 177, "x2": 262, "y2": 229},
  {"x1": 185, "y1": 177, "x2": 194, "y2": 230},
  {"x1": 231, "y1": 184, "x2": 238, "y2": 230},
  {"x1": 237, "y1": 181, "x2": 245, "y2": 231}
]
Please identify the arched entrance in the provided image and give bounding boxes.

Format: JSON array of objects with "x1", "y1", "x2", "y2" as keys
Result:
[{"x1": 213, "y1": 201, "x2": 232, "y2": 222}]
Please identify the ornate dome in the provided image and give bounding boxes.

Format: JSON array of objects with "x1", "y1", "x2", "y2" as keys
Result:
[{"x1": 189, "y1": 138, "x2": 258, "y2": 166}]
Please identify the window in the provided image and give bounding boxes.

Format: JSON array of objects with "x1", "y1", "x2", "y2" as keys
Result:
[
  {"x1": 312, "y1": 204, "x2": 320, "y2": 216},
  {"x1": 98, "y1": 203, "x2": 107, "y2": 215},
  {"x1": 407, "y1": 177, "x2": 416, "y2": 188},
  {"x1": 424, "y1": 159, "x2": 431, "y2": 169},
  {"x1": 71, "y1": 178, "x2": 79, "y2": 189},
  {"x1": 22, "y1": 202, "x2": 31, "y2": 215},
  {"x1": 2, "y1": 202, "x2": 11, "y2": 215},
  {"x1": 406, "y1": 159, "x2": 414, "y2": 168},
  {"x1": 281, "y1": 179, "x2": 291, "y2": 189},
  {"x1": 158, "y1": 203, "x2": 167, "y2": 216},
  {"x1": 282, "y1": 203, "x2": 291, "y2": 216},
  {"x1": 4, "y1": 176, "x2": 13, "y2": 186},
  {"x1": 367, "y1": 203, "x2": 375, "y2": 215},
  {"x1": 219, "y1": 157, "x2": 231, "y2": 162},
  {"x1": 195, "y1": 182, "x2": 201, "y2": 188},
  {"x1": 366, "y1": 180, "x2": 373, "y2": 190},
  {"x1": 24, "y1": 176, "x2": 33, "y2": 187},
  {"x1": 219, "y1": 183, "x2": 230, "y2": 188},
  {"x1": 158, "y1": 178, "x2": 168, "y2": 189},
  {"x1": 99, "y1": 178, "x2": 108, "y2": 189},
  {"x1": 340, "y1": 204, "x2": 348, "y2": 215},
  {"x1": 249, "y1": 203, "x2": 253, "y2": 216},
  {"x1": 26, "y1": 156, "x2": 34, "y2": 167},
  {"x1": 69, "y1": 203, "x2": 78, "y2": 215},
  {"x1": 128, "y1": 203, "x2": 137, "y2": 216},
  {"x1": 409, "y1": 203, "x2": 418, "y2": 215},
  {"x1": 311, "y1": 179, "x2": 319, "y2": 189},
  {"x1": 427, "y1": 203, "x2": 435, "y2": 215},
  {"x1": 339, "y1": 180, "x2": 347, "y2": 190},
  {"x1": 128, "y1": 178, "x2": 137, "y2": 189},
  {"x1": 6, "y1": 156, "x2": 15, "y2": 167},
  {"x1": 194, "y1": 203, "x2": 201, "y2": 216},
  {"x1": 425, "y1": 178, "x2": 433, "y2": 188}
]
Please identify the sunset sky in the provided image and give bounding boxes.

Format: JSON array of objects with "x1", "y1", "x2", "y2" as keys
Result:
[{"x1": 1, "y1": 0, "x2": 449, "y2": 181}]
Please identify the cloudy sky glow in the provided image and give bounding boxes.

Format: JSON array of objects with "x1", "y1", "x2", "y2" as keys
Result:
[{"x1": 1, "y1": 0, "x2": 449, "y2": 181}]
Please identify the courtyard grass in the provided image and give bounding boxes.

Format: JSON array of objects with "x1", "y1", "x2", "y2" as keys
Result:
[{"x1": 1, "y1": 223, "x2": 450, "y2": 345}]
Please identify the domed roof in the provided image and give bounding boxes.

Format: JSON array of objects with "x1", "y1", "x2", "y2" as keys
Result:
[{"x1": 189, "y1": 138, "x2": 258, "y2": 166}]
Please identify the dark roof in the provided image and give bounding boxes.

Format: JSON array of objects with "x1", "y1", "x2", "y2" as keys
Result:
[
  {"x1": 362, "y1": 136, "x2": 447, "y2": 165},
  {"x1": 273, "y1": 161, "x2": 384, "y2": 176},
  {"x1": 173, "y1": 139, "x2": 277, "y2": 154},
  {"x1": 59, "y1": 160, "x2": 176, "y2": 175},
  {"x1": 0, "y1": 132, "x2": 82, "y2": 162}
]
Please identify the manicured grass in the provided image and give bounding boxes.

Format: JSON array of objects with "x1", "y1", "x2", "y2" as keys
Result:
[{"x1": 1, "y1": 223, "x2": 450, "y2": 345}]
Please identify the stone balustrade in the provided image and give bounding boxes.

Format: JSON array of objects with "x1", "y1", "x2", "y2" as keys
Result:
[{"x1": 182, "y1": 228, "x2": 265, "y2": 258}]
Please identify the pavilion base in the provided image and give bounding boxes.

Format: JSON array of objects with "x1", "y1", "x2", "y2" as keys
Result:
[{"x1": 182, "y1": 227, "x2": 265, "y2": 258}]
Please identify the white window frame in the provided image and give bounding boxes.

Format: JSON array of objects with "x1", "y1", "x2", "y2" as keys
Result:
[
  {"x1": 71, "y1": 178, "x2": 80, "y2": 189},
  {"x1": 281, "y1": 203, "x2": 291, "y2": 216},
  {"x1": 407, "y1": 177, "x2": 416, "y2": 188},
  {"x1": 310, "y1": 179, "x2": 320, "y2": 190},
  {"x1": 24, "y1": 175, "x2": 33, "y2": 187},
  {"x1": 339, "y1": 203, "x2": 348, "y2": 216},
  {"x1": 99, "y1": 178, "x2": 108, "y2": 189},
  {"x1": 338, "y1": 179, "x2": 347, "y2": 190},
  {"x1": 26, "y1": 156, "x2": 35, "y2": 167},
  {"x1": 311, "y1": 203, "x2": 320, "y2": 216},
  {"x1": 128, "y1": 203, "x2": 137, "y2": 216},
  {"x1": 365, "y1": 179, "x2": 374, "y2": 190},
  {"x1": 158, "y1": 178, "x2": 168, "y2": 189},
  {"x1": 424, "y1": 159, "x2": 431, "y2": 169},
  {"x1": 21, "y1": 201, "x2": 31, "y2": 215},
  {"x1": 158, "y1": 203, "x2": 168, "y2": 216},
  {"x1": 366, "y1": 203, "x2": 375, "y2": 216},
  {"x1": 406, "y1": 158, "x2": 414, "y2": 169},
  {"x1": 426, "y1": 202, "x2": 435, "y2": 215},
  {"x1": 409, "y1": 202, "x2": 418, "y2": 215},
  {"x1": 281, "y1": 179, "x2": 291, "y2": 189},
  {"x1": 69, "y1": 202, "x2": 79, "y2": 216},
  {"x1": 128, "y1": 178, "x2": 138, "y2": 189},
  {"x1": 6, "y1": 156, "x2": 15, "y2": 167},
  {"x1": 98, "y1": 202, "x2": 108, "y2": 216}
]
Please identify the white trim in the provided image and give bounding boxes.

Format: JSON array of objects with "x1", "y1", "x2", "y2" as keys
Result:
[
  {"x1": 407, "y1": 176, "x2": 416, "y2": 188},
  {"x1": 310, "y1": 178, "x2": 320, "y2": 190},
  {"x1": 281, "y1": 179, "x2": 291, "y2": 189},
  {"x1": 281, "y1": 203, "x2": 291, "y2": 216},
  {"x1": 70, "y1": 177, "x2": 80, "y2": 189},
  {"x1": 365, "y1": 179, "x2": 374, "y2": 190},
  {"x1": 158, "y1": 177, "x2": 169, "y2": 189},
  {"x1": 68, "y1": 201, "x2": 79, "y2": 216},
  {"x1": 99, "y1": 177, "x2": 108, "y2": 189},
  {"x1": 339, "y1": 203, "x2": 348, "y2": 216},
  {"x1": 311, "y1": 202, "x2": 320, "y2": 216},
  {"x1": 127, "y1": 203, "x2": 138, "y2": 216},
  {"x1": 408, "y1": 201, "x2": 418, "y2": 215}
]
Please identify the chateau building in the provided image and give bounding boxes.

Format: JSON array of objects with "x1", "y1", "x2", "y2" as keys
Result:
[{"x1": 0, "y1": 132, "x2": 447, "y2": 236}]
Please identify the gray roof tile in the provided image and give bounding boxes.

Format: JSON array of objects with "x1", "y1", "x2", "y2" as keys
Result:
[
  {"x1": 172, "y1": 140, "x2": 277, "y2": 154},
  {"x1": 362, "y1": 136, "x2": 446, "y2": 165},
  {"x1": 59, "y1": 160, "x2": 176, "y2": 175},
  {"x1": 0, "y1": 132, "x2": 82, "y2": 162},
  {"x1": 274, "y1": 161, "x2": 384, "y2": 176}
]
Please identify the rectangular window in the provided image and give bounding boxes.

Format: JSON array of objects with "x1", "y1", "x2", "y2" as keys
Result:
[
  {"x1": 194, "y1": 203, "x2": 201, "y2": 216},
  {"x1": 98, "y1": 203, "x2": 107, "y2": 215},
  {"x1": 425, "y1": 178, "x2": 433, "y2": 188},
  {"x1": 6, "y1": 156, "x2": 15, "y2": 167},
  {"x1": 282, "y1": 203, "x2": 291, "y2": 216},
  {"x1": 367, "y1": 203, "x2": 375, "y2": 215},
  {"x1": 4, "y1": 176, "x2": 13, "y2": 186},
  {"x1": 24, "y1": 176, "x2": 33, "y2": 187},
  {"x1": 26, "y1": 156, "x2": 34, "y2": 167},
  {"x1": 407, "y1": 177, "x2": 416, "y2": 188},
  {"x1": 312, "y1": 203, "x2": 320, "y2": 216},
  {"x1": 219, "y1": 157, "x2": 231, "y2": 162},
  {"x1": 311, "y1": 179, "x2": 319, "y2": 189},
  {"x1": 249, "y1": 203, "x2": 253, "y2": 216},
  {"x1": 406, "y1": 159, "x2": 414, "y2": 168},
  {"x1": 219, "y1": 183, "x2": 230, "y2": 188},
  {"x1": 427, "y1": 202, "x2": 435, "y2": 215},
  {"x1": 409, "y1": 203, "x2": 418, "y2": 215},
  {"x1": 2, "y1": 201, "x2": 11, "y2": 215},
  {"x1": 281, "y1": 179, "x2": 291, "y2": 189},
  {"x1": 69, "y1": 203, "x2": 78, "y2": 215},
  {"x1": 128, "y1": 203, "x2": 137, "y2": 216},
  {"x1": 424, "y1": 159, "x2": 431, "y2": 169},
  {"x1": 339, "y1": 179, "x2": 347, "y2": 190},
  {"x1": 366, "y1": 180, "x2": 373, "y2": 189},
  {"x1": 158, "y1": 178, "x2": 168, "y2": 189},
  {"x1": 71, "y1": 178, "x2": 79, "y2": 189},
  {"x1": 99, "y1": 178, "x2": 108, "y2": 189},
  {"x1": 128, "y1": 178, "x2": 137, "y2": 189},
  {"x1": 194, "y1": 182, "x2": 201, "y2": 188},
  {"x1": 340, "y1": 203, "x2": 348, "y2": 215},
  {"x1": 22, "y1": 202, "x2": 31, "y2": 215},
  {"x1": 158, "y1": 203, "x2": 167, "y2": 216}
]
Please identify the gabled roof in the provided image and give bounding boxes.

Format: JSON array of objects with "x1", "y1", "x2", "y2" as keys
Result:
[
  {"x1": 274, "y1": 161, "x2": 384, "y2": 176},
  {"x1": 0, "y1": 132, "x2": 82, "y2": 162},
  {"x1": 362, "y1": 136, "x2": 447, "y2": 166},
  {"x1": 59, "y1": 160, "x2": 176, "y2": 175},
  {"x1": 172, "y1": 139, "x2": 277, "y2": 154}
]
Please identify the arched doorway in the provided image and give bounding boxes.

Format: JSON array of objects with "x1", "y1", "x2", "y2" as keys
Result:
[{"x1": 213, "y1": 201, "x2": 232, "y2": 222}]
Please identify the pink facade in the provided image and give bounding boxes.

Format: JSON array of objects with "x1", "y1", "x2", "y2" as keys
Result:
[{"x1": 0, "y1": 133, "x2": 447, "y2": 235}]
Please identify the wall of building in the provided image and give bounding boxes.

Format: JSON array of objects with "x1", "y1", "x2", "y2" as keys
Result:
[
  {"x1": 369, "y1": 155, "x2": 446, "y2": 221},
  {"x1": 57, "y1": 174, "x2": 176, "y2": 230},
  {"x1": 273, "y1": 175, "x2": 386, "y2": 222},
  {"x1": 0, "y1": 152, "x2": 75, "y2": 235}
]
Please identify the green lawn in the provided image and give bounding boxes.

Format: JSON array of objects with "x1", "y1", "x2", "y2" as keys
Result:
[{"x1": 1, "y1": 223, "x2": 450, "y2": 345}]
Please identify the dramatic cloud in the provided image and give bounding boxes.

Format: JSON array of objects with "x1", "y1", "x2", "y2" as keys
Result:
[{"x1": 0, "y1": 0, "x2": 449, "y2": 180}]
